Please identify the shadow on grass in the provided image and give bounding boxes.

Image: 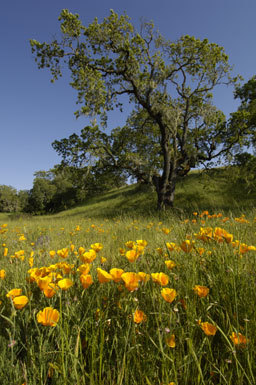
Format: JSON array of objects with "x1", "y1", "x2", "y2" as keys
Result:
[{"x1": 27, "y1": 169, "x2": 256, "y2": 222}]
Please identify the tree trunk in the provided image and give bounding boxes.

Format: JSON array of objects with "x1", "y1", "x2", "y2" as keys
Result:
[{"x1": 153, "y1": 174, "x2": 177, "y2": 210}]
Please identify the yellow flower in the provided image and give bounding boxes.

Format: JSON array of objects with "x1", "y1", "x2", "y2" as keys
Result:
[
  {"x1": 19, "y1": 235, "x2": 26, "y2": 241},
  {"x1": 161, "y1": 288, "x2": 177, "y2": 303},
  {"x1": 121, "y1": 272, "x2": 140, "y2": 292},
  {"x1": 90, "y1": 243, "x2": 103, "y2": 252},
  {"x1": 49, "y1": 250, "x2": 56, "y2": 258},
  {"x1": 37, "y1": 275, "x2": 52, "y2": 291},
  {"x1": 200, "y1": 322, "x2": 217, "y2": 336},
  {"x1": 133, "y1": 309, "x2": 147, "y2": 323},
  {"x1": 0, "y1": 269, "x2": 6, "y2": 279},
  {"x1": 97, "y1": 268, "x2": 113, "y2": 283},
  {"x1": 78, "y1": 247, "x2": 85, "y2": 255},
  {"x1": 162, "y1": 227, "x2": 171, "y2": 235},
  {"x1": 138, "y1": 272, "x2": 150, "y2": 282},
  {"x1": 57, "y1": 248, "x2": 69, "y2": 258},
  {"x1": 126, "y1": 249, "x2": 140, "y2": 263},
  {"x1": 180, "y1": 240, "x2": 194, "y2": 253},
  {"x1": 110, "y1": 268, "x2": 124, "y2": 282},
  {"x1": 37, "y1": 307, "x2": 60, "y2": 327},
  {"x1": 81, "y1": 249, "x2": 96, "y2": 263},
  {"x1": 230, "y1": 332, "x2": 248, "y2": 346},
  {"x1": 193, "y1": 285, "x2": 209, "y2": 298},
  {"x1": 28, "y1": 257, "x2": 34, "y2": 267},
  {"x1": 165, "y1": 260, "x2": 176, "y2": 270},
  {"x1": 125, "y1": 241, "x2": 135, "y2": 249},
  {"x1": 136, "y1": 240, "x2": 148, "y2": 247},
  {"x1": 151, "y1": 272, "x2": 169, "y2": 286},
  {"x1": 3, "y1": 247, "x2": 8, "y2": 257},
  {"x1": 6, "y1": 288, "x2": 22, "y2": 299},
  {"x1": 156, "y1": 247, "x2": 164, "y2": 256},
  {"x1": 100, "y1": 257, "x2": 107, "y2": 264},
  {"x1": 12, "y1": 295, "x2": 29, "y2": 310},
  {"x1": 58, "y1": 278, "x2": 74, "y2": 290},
  {"x1": 43, "y1": 283, "x2": 59, "y2": 298},
  {"x1": 80, "y1": 274, "x2": 93, "y2": 289},
  {"x1": 166, "y1": 334, "x2": 176, "y2": 348},
  {"x1": 77, "y1": 263, "x2": 91, "y2": 275},
  {"x1": 166, "y1": 242, "x2": 176, "y2": 252}
]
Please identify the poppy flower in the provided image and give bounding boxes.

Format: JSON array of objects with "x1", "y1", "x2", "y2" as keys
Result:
[
  {"x1": 166, "y1": 242, "x2": 176, "y2": 252},
  {"x1": 13, "y1": 295, "x2": 29, "y2": 310},
  {"x1": 121, "y1": 272, "x2": 140, "y2": 291},
  {"x1": 0, "y1": 269, "x2": 6, "y2": 279},
  {"x1": 77, "y1": 264, "x2": 91, "y2": 275},
  {"x1": 78, "y1": 247, "x2": 85, "y2": 255},
  {"x1": 136, "y1": 240, "x2": 148, "y2": 247},
  {"x1": 6, "y1": 288, "x2": 22, "y2": 299},
  {"x1": 166, "y1": 334, "x2": 176, "y2": 348},
  {"x1": 161, "y1": 288, "x2": 177, "y2": 303},
  {"x1": 125, "y1": 241, "x2": 135, "y2": 249},
  {"x1": 165, "y1": 260, "x2": 176, "y2": 270},
  {"x1": 133, "y1": 309, "x2": 147, "y2": 323},
  {"x1": 49, "y1": 250, "x2": 56, "y2": 258},
  {"x1": 180, "y1": 240, "x2": 194, "y2": 253},
  {"x1": 110, "y1": 268, "x2": 124, "y2": 282},
  {"x1": 37, "y1": 307, "x2": 60, "y2": 327},
  {"x1": 230, "y1": 332, "x2": 248, "y2": 346},
  {"x1": 193, "y1": 285, "x2": 209, "y2": 298},
  {"x1": 80, "y1": 274, "x2": 93, "y2": 289},
  {"x1": 138, "y1": 272, "x2": 150, "y2": 282},
  {"x1": 43, "y1": 283, "x2": 59, "y2": 298},
  {"x1": 126, "y1": 249, "x2": 139, "y2": 263},
  {"x1": 37, "y1": 275, "x2": 52, "y2": 291},
  {"x1": 200, "y1": 322, "x2": 217, "y2": 336},
  {"x1": 151, "y1": 272, "x2": 169, "y2": 286},
  {"x1": 97, "y1": 268, "x2": 113, "y2": 283},
  {"x1": 81, "y1": 249, "x2": 97, "y2": 263},
  {"x1": 58, "y1": 278, "x2": 74, "y2": 290},
  {"x1": 90, "y1": 243, "x2": 103, "y2": 253}
]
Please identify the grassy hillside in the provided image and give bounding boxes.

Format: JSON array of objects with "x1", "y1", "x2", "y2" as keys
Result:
[
  {"x1": 2, "y1": 167, "x2": 255, "y2": 222},
  {"x1": 49, "y1": 168, "x2": 256, "y2": 219}
]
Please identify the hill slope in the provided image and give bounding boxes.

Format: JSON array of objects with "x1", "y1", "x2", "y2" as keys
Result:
[{"x1": 51, "y1": 168, "x2": 256, "y2": 219}]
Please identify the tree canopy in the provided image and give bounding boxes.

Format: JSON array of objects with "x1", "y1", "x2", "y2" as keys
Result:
[{"x1": 30, "y1": 9, "x2": 249, "y2": 209}]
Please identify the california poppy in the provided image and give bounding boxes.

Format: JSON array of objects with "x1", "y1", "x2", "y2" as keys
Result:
[
  {"x1": 133, "y1": 309, "x2": 147, "y2": 323},
  {"x1": 200, "y1": 322, "x2": 217, "y2": 336},
  {"x1": 13, "y1": 295, "x2": 29, "y2": 310},
  {"x1": 161, "y1": 288, "x2": 177, "y2": 303},
  {"x1": 37, "y1": 307, "x2": 60, "y2": 327},
  {"x1": 193, "y1": 285, "x2": 209, "y2": 298}
]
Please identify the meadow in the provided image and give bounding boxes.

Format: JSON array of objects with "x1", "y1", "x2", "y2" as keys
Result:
[{"x1": 0, "y1": 174, "x2": 256, "y2": 385}]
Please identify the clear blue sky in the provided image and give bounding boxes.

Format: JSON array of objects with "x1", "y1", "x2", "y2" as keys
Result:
[{"x1": 1, "y1": 0, "x2": 255, "y2": 190}]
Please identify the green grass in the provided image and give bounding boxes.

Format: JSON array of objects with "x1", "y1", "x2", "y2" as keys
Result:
[{"x1": 0, "y1": 169, "x2": 256, "y2": 384}]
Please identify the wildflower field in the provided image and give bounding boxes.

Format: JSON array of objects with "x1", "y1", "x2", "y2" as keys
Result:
[{"x1": 0, "y1": 210, "x2": 256, "y2": 385}]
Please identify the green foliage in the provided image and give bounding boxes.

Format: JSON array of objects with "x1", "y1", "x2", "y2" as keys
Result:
[
  {"x1": 30, "y1": 9, "x2": 247, "y2": 210},
  {"x1": 26, "y1": 164, "x2": 126, "y2": 215},
  {"x1": 235, "y1": 76, "x2": 256, "y2": 145},
  {"x1": 0, "y1": 185, "x2": 21, "y2": 213}
]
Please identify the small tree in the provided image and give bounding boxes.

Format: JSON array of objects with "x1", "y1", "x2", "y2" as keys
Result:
[
  {"x1": 0, "y1": 185, "x2": 20, "y2": 212},
  {"x1": 31, "y1": 9, "x2": 247, "y2": 209}
]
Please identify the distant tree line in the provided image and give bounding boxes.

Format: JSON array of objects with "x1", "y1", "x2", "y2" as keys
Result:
[{"x1": 0, "y1": 164, "x2": 126, "y2": 214}]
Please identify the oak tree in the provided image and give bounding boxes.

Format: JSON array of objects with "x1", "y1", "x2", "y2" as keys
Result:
[{"x1": 31, "y1": 9, "x2": 246, "y2": 209}]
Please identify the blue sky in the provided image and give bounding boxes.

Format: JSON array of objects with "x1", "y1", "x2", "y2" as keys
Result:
[{"x1": 1, "y1": 0, "x2": 255, "y2": 190}]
